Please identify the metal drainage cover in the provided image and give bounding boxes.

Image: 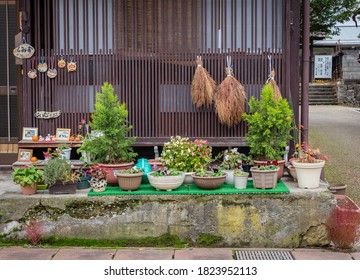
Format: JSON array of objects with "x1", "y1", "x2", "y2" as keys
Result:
[{"x1": 234, "y1": 250, "x2": 294, "y2": 260}]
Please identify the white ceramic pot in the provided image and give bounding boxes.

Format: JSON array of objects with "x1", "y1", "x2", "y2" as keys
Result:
[
  {"x1": 59, "y1": 148, "x2": 72, "y2": 160},
  {"x1": 292, "y1": 160, "x2": 325, "y2": 189},
  {"x1": 147, "y1": 172, "x2": 185, "y2": 191},
  {"x1": 223, "y1": 170, "x2": 234, "y2": 184},
  {"x1": 234, "y1": 174, "x2": 248, "y2": 189}
]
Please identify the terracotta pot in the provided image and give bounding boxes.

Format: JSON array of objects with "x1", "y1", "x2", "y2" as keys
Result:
[
  {"x1": 253, "y1": 159, "x2": 285, "y2": 181},
  {"x1": 98, "y1": 162, "x2": 134, "y2": 186},
  {"x1": 116, "y1": 172, "x2": 144, "y2": 191},
  {"x1": 250, "y1": 167, "x2": 279, "y2": 189},
  {"x1": 328, "y1": 184, "x2": 347, "y2": 195},
  {"x1": 147, "y1": 172, "x2": 185, "y2": 191},
  {"x1": 21, "y1": 183, "x2": 38, "y2": 195},
  {"x1": 191, "y1": 172, "x2": 227, "y2": 190}
]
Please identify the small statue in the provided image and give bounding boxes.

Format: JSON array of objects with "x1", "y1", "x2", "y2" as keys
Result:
[
  {"x1": 45, "y1": 134, "x2": 51, "y2": 141},
  {"x1": 39, "y1": 135, "x2": 44, "y2": 141}
]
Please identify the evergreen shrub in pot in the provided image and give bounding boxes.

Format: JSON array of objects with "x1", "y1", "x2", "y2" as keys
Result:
[
  {"x1": 78, "y1": 82, "x2": 138, "y2": 185},
  {"x1": 242, "y1": 84, "x2": 293, "y2": 180}
]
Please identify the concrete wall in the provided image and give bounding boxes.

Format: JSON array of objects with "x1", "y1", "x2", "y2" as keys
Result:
[{"x1": 0, "y1": 192, "x2": 335, "y2": 248}]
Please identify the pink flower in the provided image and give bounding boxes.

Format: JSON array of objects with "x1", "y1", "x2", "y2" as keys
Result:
[
  {"x1": 81, "y1": 119, "x2": 86, "y2": 124},
  {"x1": 78, "y1": 124, "x2": 83, "y2": 129}
]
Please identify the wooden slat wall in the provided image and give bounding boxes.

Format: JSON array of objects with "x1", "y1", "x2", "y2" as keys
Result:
[
  {"x1": 0, "y1": 144, "x2": 18, "y2": 153},
  {"x1": 21, "y1": 0, "x2": 294, "y2": 145}
]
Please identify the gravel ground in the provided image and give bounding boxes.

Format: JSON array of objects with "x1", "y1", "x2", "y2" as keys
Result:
[{"x1": 309, "y1": 105, "x2": 360, "y2": 205}]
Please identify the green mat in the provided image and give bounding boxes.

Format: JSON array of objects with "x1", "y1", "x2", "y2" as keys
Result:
[{"x1": 88, "y1": 180, "x2": 289, "y2": 196}]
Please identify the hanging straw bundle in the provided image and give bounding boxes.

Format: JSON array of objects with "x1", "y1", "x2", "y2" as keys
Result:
[
  {"x1": 266, "y1": 56, "x2": 282, "y2": 100},
  {"x1": 191, "y1": 56, "x2": 216, "y2": 107},
  {"x1": 214, "y1": 56, "x2": 246, "y2": 127}
]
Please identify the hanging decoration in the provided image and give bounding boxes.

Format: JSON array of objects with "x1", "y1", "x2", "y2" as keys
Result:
[
  {"x1": 266, "y1": 55, "x2": 281, "y2": 100},
  {"x1": 37, "y1": 56, "x2": 48, "y2": 72},
  {"x1": 191, "y1": 56, "x2": 216, "y2": 108},
  {"x1": 47, "y1": 57, "x2": 58, "y2": 78},
  {"x1": 214, "y1": 56, "x2": 246, "y2": 127},
  {"x1": 67, "y1": 57, "x2": 77, "y2": 72},
  {"x1": 58, "y1": 56, "x2": 66, "y2": 68},
  {"x1": 27, "y1": 60, "x2": 37, "y2": 79},
  {"x1": 13, "y1": 37, "x2": 35, "y2": 59},
  {"x1": 34, "y1": 110, "x2": 61, "y2": 119}
]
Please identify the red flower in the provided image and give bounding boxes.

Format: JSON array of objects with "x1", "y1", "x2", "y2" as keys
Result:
[
  {"x1": 273, "y1": 160, "x2": 278, "y2": 166},
  {"x1": 266, "y1": 161, "x2": 271, "y2": 165}
]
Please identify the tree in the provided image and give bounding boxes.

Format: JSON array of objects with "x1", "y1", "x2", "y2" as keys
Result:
[{"x1": 309, "y1": 0, "x2": 358, "y2": 38}]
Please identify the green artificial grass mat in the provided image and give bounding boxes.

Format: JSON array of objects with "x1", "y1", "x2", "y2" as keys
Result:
[{"x1": 88, "y1": 179, "x2": 289, "y2": 196}]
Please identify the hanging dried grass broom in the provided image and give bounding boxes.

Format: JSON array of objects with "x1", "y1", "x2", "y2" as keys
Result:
[
  {"x1": 191, "y1": 56, "x2": 216, "y2": 107},
  {"x1": 266, "y1": 55, "x2": 282, "y2": 100},
  {"x1": 214, "y1": 56, "x2": 246, "y2": 127}
]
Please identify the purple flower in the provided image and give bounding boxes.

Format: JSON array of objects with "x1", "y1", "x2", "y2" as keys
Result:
[{"x1": 152, "y1": 164, "x2": 158, "y2": 171}]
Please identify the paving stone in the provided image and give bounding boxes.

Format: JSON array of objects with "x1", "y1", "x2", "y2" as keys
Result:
[
  {"x1": 0, "y1": 247, "x2": 58, "y2": 260},
  {"x1": 174, "y1": 248, "x2": 233, "y2": 260},
  {"x1": 350, "y1": 252, "x2": 360, "y2": 260},
  {"x1": 292, "y1": 249, "x2": 353, "y2": 260},
  {"x1": 52, "y1": 248, "x2": 116, "y2": 260},
  {"x1": 114, "y1": 248, "x2": 174, "y2": 260}
]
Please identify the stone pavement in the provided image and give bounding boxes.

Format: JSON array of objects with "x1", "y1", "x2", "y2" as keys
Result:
[{"x1": 0, "y1": 247, "x2": 359, "y2": 260}]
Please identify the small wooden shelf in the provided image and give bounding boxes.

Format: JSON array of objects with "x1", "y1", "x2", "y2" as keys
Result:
[
  {"x1": 18, "y1": 140, "x2": 83, "y2": 149},
  {"x1": 12, "y1": 159, "x2": 85, "y2": 169}
]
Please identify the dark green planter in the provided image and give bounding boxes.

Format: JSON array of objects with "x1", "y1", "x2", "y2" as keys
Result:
[{"x1": 76, "y1": 175, "x2": 91, "y2": 189}]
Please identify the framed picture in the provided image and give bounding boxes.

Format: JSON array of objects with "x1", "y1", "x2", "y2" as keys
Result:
[
  {"x1": 22, "y1": 127, "x2": 38, "y2": 140},
  {"x1": 56, "y1": 128, "x2": 71, "y2": 141},
  {"x1": 18, "y1": 149, "x2": 33, "y2": 162}
]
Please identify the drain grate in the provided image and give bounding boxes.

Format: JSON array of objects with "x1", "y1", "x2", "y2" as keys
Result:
[{"x1": 234, "y1": 250, "x2": 294, "y2": 260}]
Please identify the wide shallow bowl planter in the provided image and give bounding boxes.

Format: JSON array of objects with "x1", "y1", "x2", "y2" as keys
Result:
[
  {"x1": 285, "y1": 163, "x2": 297, "y2": 181},
  {"x1": 292, "y1": 160, "x2": 325, "y2": 189},
  {"x1": 21, "y1": 183, "x2": 38, "y2": 195},
  {"x1": 328, "y1": 184, "x2": 347, "y2": 195},
  {"x1": 234, "y1": 174, "x2": 248, "y2": 189},
  {"x1": 223, "y1": 170, "x2": 234, "y2": 184},
  {"x1": 327, "y1": 195, "x2": 360, "y2": 249},
  {"x1": 98, "y1": 162, "x2": 134, "y2": 186},
  {"x1": 89, "y1": 178, "x2": 107, "y2": 192},
  {"x1": 254, "y1": 159, "x2": 285, "y2": 181},
  {"x1": 250, "y1": 167, "x2": 279, "y2": 189},
  {"x1": 49, "y1": 182, "x2": 76, "y2": 194},
  {"x1": 147, "y1": 173, "x2": 185, "y2": 191},
  {"x1": 76, "y1": 175, "x2": 91, "y2": 189},
  {"x1": 183, "y1": 172, "x2": 195, "y2": 185},
  {"x1": 191, "y1": 172, "x2": 227, "y2": 190},
  {"x1": 116, "y1": 172, "x2": 144, "y2": 191}
]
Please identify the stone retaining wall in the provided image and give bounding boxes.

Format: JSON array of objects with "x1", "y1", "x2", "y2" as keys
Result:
[
  {"x1": 0, "y1": 192, "x2": 335, "y2": 248},
  {"x1": 337, "y1": 81, "x2": 360, "y2": 107}
]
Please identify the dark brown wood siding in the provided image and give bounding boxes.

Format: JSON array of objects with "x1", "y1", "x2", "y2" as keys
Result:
[{"x1": 20, "y1": 0, "x2": 299, "y2": 146}]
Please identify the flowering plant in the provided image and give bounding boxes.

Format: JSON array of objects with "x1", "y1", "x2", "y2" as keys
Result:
[
  {"x1": 89, "y1": 164, "x2": 108, "y2": 181},
  {"x1": 118, "y1": 166, "x2": 143, "y2": 174},
  {"x1": 220, "y1": 148, "x2": 242, "y2": 170},
  {"x1": 161, "y1": 136, "x2": 212, "y2": 172},
  {"x1": 77, "y1": 119, "x2": 87, "y2": 138},
  {"x1": 194, "y1": 165, "x2": 225, "y2": 177},
  {"x1": 149, "y1": 165, "x2": 182, "y2": 177},
  {"x1": 233, "y1": 168, "x2": 249, "y2": 176},
  {"x1": 256, "y1": 160, "x2": 279, "y2": 171},
  {"x1": 43, "y1": 147, "x2": 61, "y2": 160},
  {"x1": 293, "y1": 142, "x2": 328, "y2": 163}
]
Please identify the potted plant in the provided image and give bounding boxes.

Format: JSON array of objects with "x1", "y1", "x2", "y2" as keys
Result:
[
  {"x1": 116, "y1": 166, "x2": 144, "y2": 191},
  {"x1": 12, "y1": 165, "x2": 43, "y2": 195},
  {"x1": 88, "y1": 164, "x2": 108, "y2": 192},
  {"x1": 78, "y1": 82, "x2": 137, "y2": 185},
  {"x1": 43, "y1": 158, "x2": 77, "y2": 194},
  {"x1": 220, "y1": 148, "x2": 242, "y2": 184},
  {"x1": 74, "y1": 165, "x2": 91, "y2": 189},
  {"x1": 56, "y1": 144, "x2": 72, "y2": 160},
  {"x1": 239, "y1": 153, "x2": 254, "y2": 177},
  {"x1": 242, "y1": 84, "x2": 293, "y2": 180},
  {"x1": 233, "y1": 168, "x2": 249, "y2": 189},
  {"x1": 191, "y1": 165, "x2": 227, "y2": 190},
  {"x1": 291, "y1": 142, "x2": 327, "y2": 189},
  {"x1": 250, "y1": 161, "x2": 279, "y2": 189},
  {"x1": 147, "y1": 166, "x2": 185, "y2": 191},
  {"x1": 161, "y1": 136, "x2": 213, "y2": 185}
]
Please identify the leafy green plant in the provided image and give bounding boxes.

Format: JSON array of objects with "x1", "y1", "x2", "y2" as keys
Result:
[
  {"x1": 161, "y1": 136, "x2": 213, "y2": 172},
  {"x1": 242, "y1": 84, "x2": 293, "y2": 161},
  {"x1": 233, "y1": 168, "x2": 249, "y2": 176},
  {"x1": 195, "y1": 165, "x2": 225, "y2": 177},
  {"x1": 238, "y1": 153, "x2": 254, "y2": 165},
  {"x1": 220, "y1": 149, "x2": 242, "y2": 170},
  {"x1": 149, "y1": 166, "x2": 182, "y2": 177},
  {"x1": 117, "y1": 166, "x2": 143, "y2": 174},
  {"x1": 78, "y1": 82, "x2": 137, "y2": 164},
  {"x1": 12, "y1": 165, "x2": 43, "y2": 188},
  {"x1": 42, "y1": 158, "x2": 73, "y2": 186}
]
